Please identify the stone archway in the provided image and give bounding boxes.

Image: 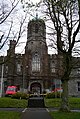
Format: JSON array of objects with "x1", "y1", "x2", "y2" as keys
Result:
[{"x1": 30, "y1": 82, "x2": 42, "y2": 94}]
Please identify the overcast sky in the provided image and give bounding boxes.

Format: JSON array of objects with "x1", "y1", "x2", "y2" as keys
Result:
[
  {"x1": 31, "y1": 0, "x2": 41, "y2": 3},
  {"x1": 0, "y1": 0, "x2": 45, "y2": 56},
  {"x1": 1, "y1": 0, "x2": 79, "y2": 56}
]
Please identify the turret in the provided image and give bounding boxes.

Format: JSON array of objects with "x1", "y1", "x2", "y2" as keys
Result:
[
  {"x1": 7, "y1": 40, "x2": 16, "y2": 55},
  {"x1": 25, "y1": 16, "x2": 47, "y2": 54},
  {"x1": 27, "y1": 16, "x2": 46, "y2": 43}
]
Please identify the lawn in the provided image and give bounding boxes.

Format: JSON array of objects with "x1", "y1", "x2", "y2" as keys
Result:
[
  {"x1": 0, "y1": 111, "x2": 21, "y2": 119},
  {"x1": 45, "y1": 98, "x2": 61, "y2": 108},
  {"x1": 45, "y1": 98, "x2": 80, "y2": 119},
  {"x1": 0, "y1": 97, "x2": 27, "y2": 119},
  {"x1": 45, "y1": 97, "x2": 80, "y2": 109},
  {"x1": 0, "y1": 97, "x2": 80, "y2": 119},
  {"x1": 50, "y1": 111, "x2": 80, "y2": 119},
  {"x1": 0, "y1": 97, "x2": 27, "y2": 108},
  {"x1": 0, "y1": 97, "x2": 80, "y2": 109}
]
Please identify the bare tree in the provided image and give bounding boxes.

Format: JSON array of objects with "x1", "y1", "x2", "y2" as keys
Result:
[
  {"x1": 42, "y1": 0, "x2": 80, "y2": 111},
  {"x1": 0, "y1": 0, "x2": 29, "y2": 64},
  {"x1": 0, "y1": 0, "x2": 20, "y2": 46}
]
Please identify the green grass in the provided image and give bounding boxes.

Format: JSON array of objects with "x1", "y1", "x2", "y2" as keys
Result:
[
  {"x1": 50, "y1": 111, "x2": 80, "y2": 119},
  {"x1": 69, "y1": 98, "x2": 80, "y2": 109},
  {"x1": 0, "y1": 97, "x2": 80, "y2": 119},
  {"x1": 45, "y1": 98, "x2": 61, "y2": 108},
  {"x1": 0, "y1": 97, "x2": 80, "y2": 109},
  {"x1": 45, "y1": 97, "x2": 80, "y2": 109},
  {"x1": 0, "y1": 97, "x2": 28, "y2": 108},
  {"x1": 0, "y1": 111, "x2": 21, "y2": 119}
]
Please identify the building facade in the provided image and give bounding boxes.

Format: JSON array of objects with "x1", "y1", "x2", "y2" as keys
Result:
[{"x1": 0, "y1": 17, "x2": 80, "y2": 96}]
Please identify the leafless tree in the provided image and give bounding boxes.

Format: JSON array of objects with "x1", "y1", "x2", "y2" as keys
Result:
[
  {"x1": 0, "y1": 0, "x2": 20, "y2": 46},
  {"x1": 42, "y1": 0, "x2": 80, "y2": 111},
  {"x1": 0, "y1": 0, "x2": 30, "y2": 65}
]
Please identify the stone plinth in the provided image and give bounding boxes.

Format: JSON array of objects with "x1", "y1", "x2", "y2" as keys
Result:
[{"x1": 28, "y1": 97, "x2": 45, "y2": 108}]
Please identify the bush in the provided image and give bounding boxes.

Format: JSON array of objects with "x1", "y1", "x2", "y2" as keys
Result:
[
  {"x1": 11, "y1": 92, "x2": 29, "y2": 99},
  {"x1": 57, "y1": 92, "x2": 62, "y2": 98},
  {"x1": 46, "y1": 92, "x2": 62, "y2": 99},
  {"x1": 46, "y1": 92, "x2": 55, "y2": 98},
  {"x1": 0, "y1": 97, "x2": 27, "y2": 108}
]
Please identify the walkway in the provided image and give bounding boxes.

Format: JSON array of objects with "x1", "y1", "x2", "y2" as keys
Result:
[
  {"x1": 21, "y1": 107, "x2": 80, "y2": 119},
  {"x1": 0, "y1": 107, "x2": 80, "y2": 119},
  {"x1": 21, "y1": 108, "x2": 52, "y2": 119}
]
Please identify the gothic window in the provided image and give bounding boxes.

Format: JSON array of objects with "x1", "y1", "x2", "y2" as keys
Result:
[
  {"x1": 17, "y1": 63, "x2": 21, "y2": 73},
  {"x1": 51, "y1": 61, "x2": 55, "y2": 73},
  {"x1": 77, "y1": 82, "x2": 80, "y2": 91},
  {"x1": 77, "y1": 68, "x2": 80, "y2": 74},
  {"x1": 32, "y1": 53, "x2": 40, "y2": 72},
  {"x1": 5, "y1": 66, "x2": 8, "y2": 73}
]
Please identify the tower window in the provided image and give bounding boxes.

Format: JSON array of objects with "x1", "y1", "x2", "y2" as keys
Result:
[
  {"x1": 35, "y1": 24, "x2": 38, "y2": 33},
  {"x1": 32, "y1": 53, "x2": 40, "y2": 72}
]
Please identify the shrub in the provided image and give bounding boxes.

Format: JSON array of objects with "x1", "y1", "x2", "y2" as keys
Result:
[
  {"x1": 46, "y1": 92, "x2": 55, "y2": 98},
  {"x1": 57, "y1": 92, "x2": 62, "y2": 98},
  {"x1": 0, "y1": 97, "x2": 27, "y2": 108},
  {"x1": 46, "y1": 92, "x2": 62, "y2": 99},
  {"x1": 11, "y1": 92, "x2": 29, "y2": 99}
]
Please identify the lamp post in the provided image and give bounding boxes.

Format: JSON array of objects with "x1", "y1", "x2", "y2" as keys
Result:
[
  {"x1": 22, "y1": 65, "x2": 28, "y2": 93},
  {"x1": 21, "y1": 65, "x2": 24, "y2": 92},
  {"x1": 22, "y1": 66, "x2": 25, "y2": 92},
  {"x1": 0, "y1": 56, "x2": 4, "y2": 97}
]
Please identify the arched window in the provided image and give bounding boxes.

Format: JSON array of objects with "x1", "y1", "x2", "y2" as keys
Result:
[
  {"x1": 16, "y1": 63, "x2": 21, "y2": 73},
  {"x1": 32, "y1": 53, "x2": 40, "y2": 72},
  {"x1": 51, "y1": 61, "x2": 55, "y2": 73}
]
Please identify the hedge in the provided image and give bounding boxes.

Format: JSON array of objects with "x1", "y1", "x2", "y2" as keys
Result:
[
  {"x1": 46, "y1": 92, "x2": 62, "y2": 99},
  {"x1": 11, "y1": 92, "x2": 29, "y2": 99}
]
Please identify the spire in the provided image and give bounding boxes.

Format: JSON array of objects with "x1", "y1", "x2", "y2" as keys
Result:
[{"x1": 36, "y1": 13, "x2": 38, "y2": 19}]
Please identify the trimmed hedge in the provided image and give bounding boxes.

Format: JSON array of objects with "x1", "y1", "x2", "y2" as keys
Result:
[
  {"x1": 0, "y1": 97, "x2": 27, "y2": 108},
  {"x1": 46, "y1": 92, "x2": 62, "y2": 99},
  {"x1": 11, "y1": 92, "x2": 29, "y2": 99}
]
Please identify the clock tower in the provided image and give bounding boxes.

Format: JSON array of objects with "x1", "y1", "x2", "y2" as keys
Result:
[{"x1": 25, "y1": 17, "x2": 50, "y2": 93}]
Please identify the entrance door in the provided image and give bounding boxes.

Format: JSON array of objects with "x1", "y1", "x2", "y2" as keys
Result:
[{"x1": 30, "y1": 82, "x2": 41, "y2": 94}]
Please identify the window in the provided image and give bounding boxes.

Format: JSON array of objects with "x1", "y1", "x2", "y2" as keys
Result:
[
  {"x1": 78, "y1": 82, "x2": 80, "y2": 91},
  {"x1": 35, "y1": 23, "x2": 38, "y2": 33},
  {"x1": 5, "y1": 66, "x2": 8, "y2": 73},
  {"x1": 51, "y1": 61, "x2": 55, "y2": 73},
  {"x1": 17, "y1": 63, "x2": 21, "y2": 73},
  {"x1": 77, "y1": 68, "x2": 80, "y2": 74},
  {"x1": 32, "y1": 53, "x2": 40, "y2": 72}
]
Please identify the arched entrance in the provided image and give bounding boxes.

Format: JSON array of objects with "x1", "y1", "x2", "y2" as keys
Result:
[{"x1": 30, "y1": 82, "x2": 42, "y2": 94}]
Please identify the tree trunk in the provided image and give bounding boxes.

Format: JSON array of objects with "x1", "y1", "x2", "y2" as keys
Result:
[{"x1": 60, "y1": 79, "x2": 70, "y2": 112}]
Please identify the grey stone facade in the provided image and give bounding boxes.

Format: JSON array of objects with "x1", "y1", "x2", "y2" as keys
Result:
[{"x1": 0, "y1": 18, "x2": 80, "y2": 96}]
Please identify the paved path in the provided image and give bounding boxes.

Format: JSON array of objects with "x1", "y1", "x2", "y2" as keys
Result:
[
  {"x1": 0, "y1": 108, "x2": 24, "y2": 112},
  {"x1": 21, "y1": 108, "x2": 80, "y2": 119},
  {"x1": 0, "y1": 107, "x2": 80, "y2": 119},
  {"x1": 21, "y1": 108, "x2": 52, "y2": 119}
]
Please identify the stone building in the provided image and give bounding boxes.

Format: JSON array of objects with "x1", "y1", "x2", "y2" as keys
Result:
[{"x1": 0, "y1": 17, "x2": 80, "y2": 96}]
